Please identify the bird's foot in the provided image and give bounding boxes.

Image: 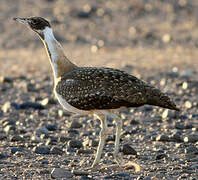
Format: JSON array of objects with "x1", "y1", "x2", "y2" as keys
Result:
[{"x1": 114, "y1": 153, "x2": 124, "y2": 166}]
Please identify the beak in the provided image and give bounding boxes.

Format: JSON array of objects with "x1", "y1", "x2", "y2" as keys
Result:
[{"x1": 13, "y1": 17, "x2": 29, "y2": 25}]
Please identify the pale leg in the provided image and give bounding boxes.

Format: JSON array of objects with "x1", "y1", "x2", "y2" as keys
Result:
[
  {"x1": 109, "y1": 113, "x2": 123, "y2": 165},
  {"x1": 92, "y1": 113, "x2": 108, "y2": 167}
]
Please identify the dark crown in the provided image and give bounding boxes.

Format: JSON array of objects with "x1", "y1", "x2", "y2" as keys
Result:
[{"x1": 28, "y1": 17, "x2": 51, "y2": 30}]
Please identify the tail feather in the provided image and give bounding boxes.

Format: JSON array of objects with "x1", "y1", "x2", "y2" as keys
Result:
[{"x1": 146, "y1": 87, "x2": 180, "y2": 111}]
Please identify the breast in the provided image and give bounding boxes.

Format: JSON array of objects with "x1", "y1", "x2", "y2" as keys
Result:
[{"x1": 54, "y1": 90, "x2": 90, "y2": 115}]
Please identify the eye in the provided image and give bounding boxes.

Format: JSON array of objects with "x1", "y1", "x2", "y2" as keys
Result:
[{"x1": 31, "y1": 19, "x2": 39, "y2": 25}]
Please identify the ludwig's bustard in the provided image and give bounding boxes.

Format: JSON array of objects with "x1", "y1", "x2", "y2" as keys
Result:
[{"x1": 13, "y1": 17, "x2": 179, "y2": 169}]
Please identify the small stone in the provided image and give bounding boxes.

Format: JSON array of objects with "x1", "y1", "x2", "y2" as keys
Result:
[
  {"x1": 77, "y1": 149, "x2": 94, "y2": 154},
  {"x1": 4, "y1": 125, "x2": 16, "y2": 133},
  {"x1": 156, "y1": 135, "x2": 170, "y2": 142},
  {"x1": 162, "y1": 34, "x2": 171, "y2": 43},
  {"x1": 46, "y1": 124, "x2": 57, "y2": 131},
  {"x1": 2, "y1": 102, "x2": 11, "y2": 113},
  {"x1": 70, "y1": 120, "x2": 83, "y2": 129},
  {"x1": 0, "y1": 153, "x2": 8, "y2": 159},
  {"x1": 181, "y1": 69, "x2": 194, "y2": 78},
  {"x1": 185, "y1": 145, "x2": 198, "y2": 154},
  {"x1": 19, "y1": 102, "x2": 45, "y2": 110},
  {"x1": 33, "y1": 146, "x2": 50, "y2": 154},
  {"x1": 31, "y1": 135, "x2": 41, "y2": 143},
  {"x1": 175, "y1": 122, "x2": 193, "y2": 130},
  {"x1": 59, "y1": 136, "x2": 71, "y2": 143},
  {"x1": 122, "y1": 144, "x2": 137, "y2": 155},
  {"x1": 11, "y1": 147, "x2": 23, "y2": 154},
  {"x1": 130, "y1": 119, "x2": 139, "y2": 125},
  {"x1": 36, "y1": 127, "x2": 49, "y2": 136},
  {"x1": 50, "y1": 146, "x2": 64, "y2": 155},
  {"x1": 184, "y1": 134, "x2": 198, "y2": 143},
  {"x1": 68, "y1": 140, "x2": 83, "y2": 149},
  {"x1": 10, "y1": 135, "x2": 24, "y2": 142},
  {"x1": 156, "y1": 153, "x2": 167, "y2": 160},
  {"x1": 72, "y1": 170, "x2": 89, "y2": 176},
  {"x1": 162, "y1": 109, "x2": 175, "y2": 119},
  {"x1": 185, "y1": 101, "x2": 192, "y2": 109},
  {"x1": 170, "y1": 133, "x2": 183, "y2": 142},
  {"x1": 0, "y1": 76, "x2": 13, "y2": 83},
  {"x1": 51, "y1": 168, "x2": 73, "y2": 179}
]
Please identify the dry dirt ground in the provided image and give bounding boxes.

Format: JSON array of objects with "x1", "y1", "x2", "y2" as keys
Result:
[{"x1": 0, "y1": 0, "x2": 198, "y2": 179}]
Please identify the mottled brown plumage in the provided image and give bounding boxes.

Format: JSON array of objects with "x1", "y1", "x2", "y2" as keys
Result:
[{"x1": 56, "y1": 67, "x2": 179, "y2": 111}]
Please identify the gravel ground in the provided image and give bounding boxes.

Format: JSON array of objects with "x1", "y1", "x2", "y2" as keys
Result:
[{"x1": 0, "y1": 0, "x2": 198, "y2": 179}]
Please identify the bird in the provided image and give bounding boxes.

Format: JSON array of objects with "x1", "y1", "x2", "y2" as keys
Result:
[{"x1": 13, "y1": 16, "x2": 179, "y2": 169}]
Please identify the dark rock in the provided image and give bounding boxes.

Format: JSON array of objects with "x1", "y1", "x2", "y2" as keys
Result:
[
  {"x1": 46, "y1": 124, "x2": 57, "y2": 131},
  {"x1": 72, "y1": 170, "x2": 89, "y2": 176},
  {"x1": 0, "y1": 76, "x2": 13, "y2": 83},
  {"x1": 50, "y1": 146, "x2": 64, "y2": 155},
  {"x1": 70, "y1": 120, "x2": 83, "y2": 129},
  {"x1": 130, "y1": 119, "x2": 139, "y2": 125},
  {"x1": 156, "y1": 153, "x2": 167, "y2": 160},
  {"x1": 4, "y1": 125, "x2": 16, "y2": 133},
  {"x1": 59, "y1": 136, "x2": 72, "y2": 143},
  {"x1": 122, "y1": 144, "x2": 137, "y2": 155},
  {"x1": 11, "y1": 147, "x2": 23, "y2": 154},
  {"x1": 51, "y1": 168, "x2": 73, "y2": 179},
  {"x1": 36, "y1": 127, "x2": 49, "y2": 136},
  {"x1": 156, "y1": 135, "x2": 170, "y2": 142},
  {"x1": 175, "y1": 122, "x2": 193, "y2": 130},
  {"x1": 0, "y1": 153, "x2": 8, "y2": 159},
  {"x1": 184, "y1": 135, "x2": 198, "y2": 143},
  {"x1": 33, "y1": 146, "x2": 50, "y2": 154},
  {"x1": 66, "y1": 147, "x2": 75, "y2": 153},
  {"x1": 77, "y1": 149, "x2": 94, "y2": 154},
  {"x1": 10, "y1": 135, "x2": 25, "y2": 142},
  {"x1": 11, "y1": 102, "x2": 45, "y2": 110},
  {"x1": 68, "y1": 129, "x2": 79, "y2": 135},
  {"x1": 41, "y1": 159, "x2": 49, "y2": 164},
  {"x1": 68, "y1": 140, "x2": 83, "y2": 149},
  {"x1": 170, "y1": 133, "x2": 183, "y2": 142},
  {"x1": 185, "y1": 145, "x2": 198, "y2": 154}
]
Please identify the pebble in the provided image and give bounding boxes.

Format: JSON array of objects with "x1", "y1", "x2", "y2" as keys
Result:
[
  {"x1": 68, "y1": 140, "x2": 83, "y2": 149},
  {"x1": 36, "y1": 127, "x2": 49, "y2": 136},
  {"x1": 156, "y1": 135, "x2": 170, "y2": 142},
  {"x1": 51, "y1": 168, "x2": 73, "y2": 179},
  {"x1": 162, "y1": 109, "x2": 176, "y2": 119},
  {"x1": 184, "y1": 135, "x2": 198, "y2": 143},
  {"x1": 46, "y1": 124, "x2": 57, "y2": 131},
  {"x1": 170, "y1": 133, "x2": 183, "y2": 142},
  {"x1": 0, "y1": 76, "x2": 13, "y2": 83},
  {"x1": 4, "y1": 125, "x2": 16, "y2": 133},
  {"x1": 10, "y1": 135, "x2": 25, "y2": 142},
  {"x1": 50, "y1": 146, "x2": 64, "y2": 155},
  {"x1": 185, "y1": 145, "x2": 198, "y2": 154},
  {"x1": 11, "y1": 102, "x2": 45, "y2": 110},
  {"x1": 77, "y1": 149, "x2": 94, "y2": 154},
  {"x1": 11, "y1": 147, "x2": 23, "y2": 154},
  {"x1": 175, "y1": 122, "x2": 193, "y2": 130},
  {"x1": 122, "y1": 144, "x2": 137, "y2": 155},
  {"x1": 72, "y1": 170, "x2": 89, "y2": 176},
  {"x1": 185, "y1": 101, "x2": 192, "y2": 109},
  {"x1": 0, "y1": 153, "x2": 8, "y2": 159},
  {"x1": 33, "y1": 146, "x2": 50, "y2": 154},
  {"x1": 70, "y1": 120, "x2": 83, "y2": 129},
  {"x1": 130, "y1": 119, "x2": 139, "y2": 125},
  {"x1": 156, "y1": 153, "x2": 167, "y2": 160},
  {"x1": 2, "y1": 101, "x2": 11, "y2": 113}
]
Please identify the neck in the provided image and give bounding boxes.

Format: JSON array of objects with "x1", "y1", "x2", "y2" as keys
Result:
[{"x1": 41, "y1": 27, "x2": 76, "y2": 81}]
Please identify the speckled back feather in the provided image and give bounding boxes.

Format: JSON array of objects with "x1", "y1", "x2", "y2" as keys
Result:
[{"x1": 56, "y1": 67, "x2": 179, "y2": 111}]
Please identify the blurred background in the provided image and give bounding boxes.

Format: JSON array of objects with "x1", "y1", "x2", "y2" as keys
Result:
[{"x1": 0, "y1": 0, "x2": 198, "y2": 77}]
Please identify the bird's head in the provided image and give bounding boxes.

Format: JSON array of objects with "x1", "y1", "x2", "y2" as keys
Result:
[{"x1": 13, "y1": 16, "x2": 51, "y2": 39}]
